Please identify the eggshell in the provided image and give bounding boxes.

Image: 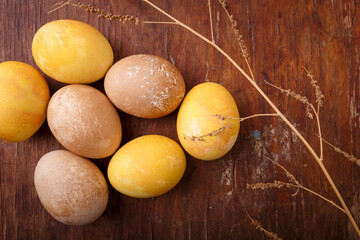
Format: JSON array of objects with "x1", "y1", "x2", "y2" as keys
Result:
[
  {"x1": 32, "y1": 20, "x2": 114, "y2": 84},
  {"x1": 177, "y1": 82, "x2": 240, "y2": 160},
  {"x1": 104, "y1": 54, "x2": 185, "y2": 118},
  {"x1": 34, "y1": 150, "x2": 108, "y2": 225},
  {"x1": 108, "y1": 135, "x2": 186, "y2": 198},
  {"x1": 0, "y1": 61, "x2": 50, "y2": 142},
  {"x1": 47, "y1": 85, "x2": 122, "y2": 159}
]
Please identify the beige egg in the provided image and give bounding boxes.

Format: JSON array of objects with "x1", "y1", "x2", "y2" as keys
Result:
[
  {"x1": 47, "y1": 85, "x2": 122, "y2": 159},
  {"x1": 104, "y1": 54, "x2": 185, "y2": 118},
  {"x1": 34, "y1": 150, "x2": 108, "y2": 225}
]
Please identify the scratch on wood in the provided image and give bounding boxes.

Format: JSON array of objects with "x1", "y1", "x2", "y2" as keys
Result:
[
  {"x1": 232, "y1": 158, "x2": 237, "y2": 189},
  {"x1": 205, "y1": 188, "x2": 209, "y2": 240},
  {"x1": 169, "y1": 55, "x2": 176, "y2": 65},
  {"x1": 216, "y1": 11, "x2": 220, "y2": 42},
  {"x1": 205, "y1": 61, "x2": 210, "y2": 82},
  {"x1": 188, "y1": 222, "x2": 191, "y2": 240}
]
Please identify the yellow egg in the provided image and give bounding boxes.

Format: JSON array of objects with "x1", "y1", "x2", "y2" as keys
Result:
[
  {"x1": 32, "y1": 20, "x2": 114, "y2": 84},
  {"x1": 177, "y1": 82, "x2": 240, "y2": 160},
  {"x1": 108, "y1": 135, "x2": 186, "y2": 198},
  {"x1": 0, "y1": 61, "x2": 50, "y2": 142}
]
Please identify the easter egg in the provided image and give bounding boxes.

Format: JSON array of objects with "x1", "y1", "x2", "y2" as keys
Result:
[
  {"x1": 32, "y1": 20, "x2": 113, "y2": 84},
  {"x1": 0, "y1": 61, "x2": 49, "y2": 142},
  {"x1": 177, "y1": 82, "x2": 240, "y2": 160},
  {"x1": 108, "y1": 135, "x2": 186, "y2": 198}
]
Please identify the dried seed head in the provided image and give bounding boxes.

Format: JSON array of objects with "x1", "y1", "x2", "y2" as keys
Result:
[
  {"x1": 247, "y1": 181, "x2": 297, "y2": 190},
  {"x1": 49, "y1": 1, "x2": 140, "y2": 25},
  {"x1": 218, "y1": 0, "x2": 250, "y2": 63},
  {"x1": 303, "y1": 67, "x2": 325, "y2": 109},
  {"x1": 246, "y1": 213, "x2": 282, "y2": 240},
  {"x1": 265, "y1": 80, "x2": 315, "y2": 119}
]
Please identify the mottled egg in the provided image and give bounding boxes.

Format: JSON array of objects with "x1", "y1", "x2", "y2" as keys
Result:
[
  {"x1": 32, "y1": 20, "x2": 114, "y2": 84},
  {"x1": 47, "y1": 85, "x2": 122, "y2": 159},
  {"x1": 177, "y1": 82, "x2": 240, "y2": 160},
  {"x1": 34, "y1": 150, "x2": 108, "y2": 225},
  {"x1": 104, "y1": 54, "x2": 185, "y2": 118},
  {"x1": 108, "y1": 135, "x2": 186, "y2": 198}
]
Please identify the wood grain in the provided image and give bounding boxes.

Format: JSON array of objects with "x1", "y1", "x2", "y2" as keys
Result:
[{"x1": 1, "y1": 0, "x2": 360, "y2": 239}]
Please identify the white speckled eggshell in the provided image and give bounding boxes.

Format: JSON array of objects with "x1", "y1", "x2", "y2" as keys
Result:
[
  {"x1": 34, "y1": 150, "x2": 108, "y2": 225},
  {"x1": 104, "y1": 54, "x2": 185, "y2": 118},
  {"x1": 47, "y1": 85, "x2": 122, "y2": 159}
]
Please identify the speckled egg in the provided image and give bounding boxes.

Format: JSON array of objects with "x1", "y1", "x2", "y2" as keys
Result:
[
  {"x1": 34, "y1": 150, "x2": 109, "y2": 225},
  {"x1": 47, "y1": 85, "x2": 122, "y2": 159},
  {"x1": 104, "y1": 54, "x2": 185, "y2": 118}
]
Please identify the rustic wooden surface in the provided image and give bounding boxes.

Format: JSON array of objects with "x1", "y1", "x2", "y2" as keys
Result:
[{"x1": 1, "y1": 0, "x2": 360, "y2": 239}]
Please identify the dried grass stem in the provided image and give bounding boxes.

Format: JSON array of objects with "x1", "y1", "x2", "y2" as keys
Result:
[
  {"x1": 319, "y1": 137, "x2": 360, "y2": 166},
  {"x1": 183, "y1": 113, "x2": 278, "y2": 141},
  {"x1": 246, "y1": 212, "x2": 282, "y2": 240},
  {"x1": 218, "y1": 0, "x2": 254, "y2": 82}
]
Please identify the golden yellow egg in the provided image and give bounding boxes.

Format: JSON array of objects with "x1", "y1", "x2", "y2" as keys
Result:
[
  {"x1": 108, "y1": 135, "x2": 186, "y2": 198},
  {"x1": 0, "y1": 61, "x2": 49, "y2": 142},
  {"x1": 177, "y1": 82, "x2": 240, "y2": 160},
  {"x1": 32, "y1": 20, "x2": 114, "y2": 84}
]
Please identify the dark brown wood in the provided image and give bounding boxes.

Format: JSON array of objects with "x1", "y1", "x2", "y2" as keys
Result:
[{"x1": 1, "y1": 0, "x2": 360, "y2": 239}]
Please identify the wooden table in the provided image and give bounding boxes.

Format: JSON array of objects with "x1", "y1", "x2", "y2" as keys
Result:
[{"x1": 1, "y1": 0, "x2": 360, "y2": 239}]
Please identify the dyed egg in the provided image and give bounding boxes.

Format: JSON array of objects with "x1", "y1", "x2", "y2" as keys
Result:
[
  {"x1": 34, "y1": 150, "x2": 108, "y2": 225},
  {"x1": 104, "y1": 54, "x2": 185, "y2": 118},
  {"x1": 47, "y1": 85, "x2": 122, "y2": 159},
  {"x1": 177, "y1": 82, "x2": 240, "y2": 160},
  {"x1": 32, "y1": 20, "x2": 113, "y2": 84},
  {"x1": 108, "y1": 135, "x2": 186, "y2": 198},
  {"x1": 0, "y1": 61, "x2": 49, "y2": 142}
]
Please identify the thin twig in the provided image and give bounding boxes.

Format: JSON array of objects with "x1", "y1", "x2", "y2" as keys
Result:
[
  {"x1": 316, "y1": 136, "x2": 360, "y2": 166},
  {"x1": 182, "y1": 120, "x2": 240, "y2": 142},
  {"x1": 240, "y1": 113, "x2": 278, "y2": 122},
  {"x1": 264, "y1": 156, "x2": 299, "y2": 185},
  {"x1": 264, "y1": 156, "x2": 345, "y2": 213},
  {"x1": 211, "y1": 113, "x2": 277, "y2": 121},
  {"x1": 302, "y1": 67, "x2": 324, "y2": 161},
  {"x1": 218, "y1": 0, "x2": 255, "y2": 82},
  {"x1": 184, "y1": 113, "x2": 278, "y2": 141},
  {"x1": 208, "y1": 0, "x2": 215, "y2": 43},
  {"x1": 302, "y1": 66, "x2": 324, "y2": 114},
  {"x1": 264, "y1": 79, "x2": 323, "y2": 161},
  {"x1": 48, "y1": 0, "x2": 70, "y2": 13},
  {"x1": 314, "y1": 107, "x2": 323, "y2": 161},
  {"x1": 264, "y1": 80, "x2": 314, "y2": 117},
  {"x1": 143, "y1": 21, "x2": 178, "y2": 25},
  {"x1": 142, "y1": 0, "x2": 360, "y2": 236},
  {"x1": 299, "y1": 185, "x2": 345, "y2": 213}
]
